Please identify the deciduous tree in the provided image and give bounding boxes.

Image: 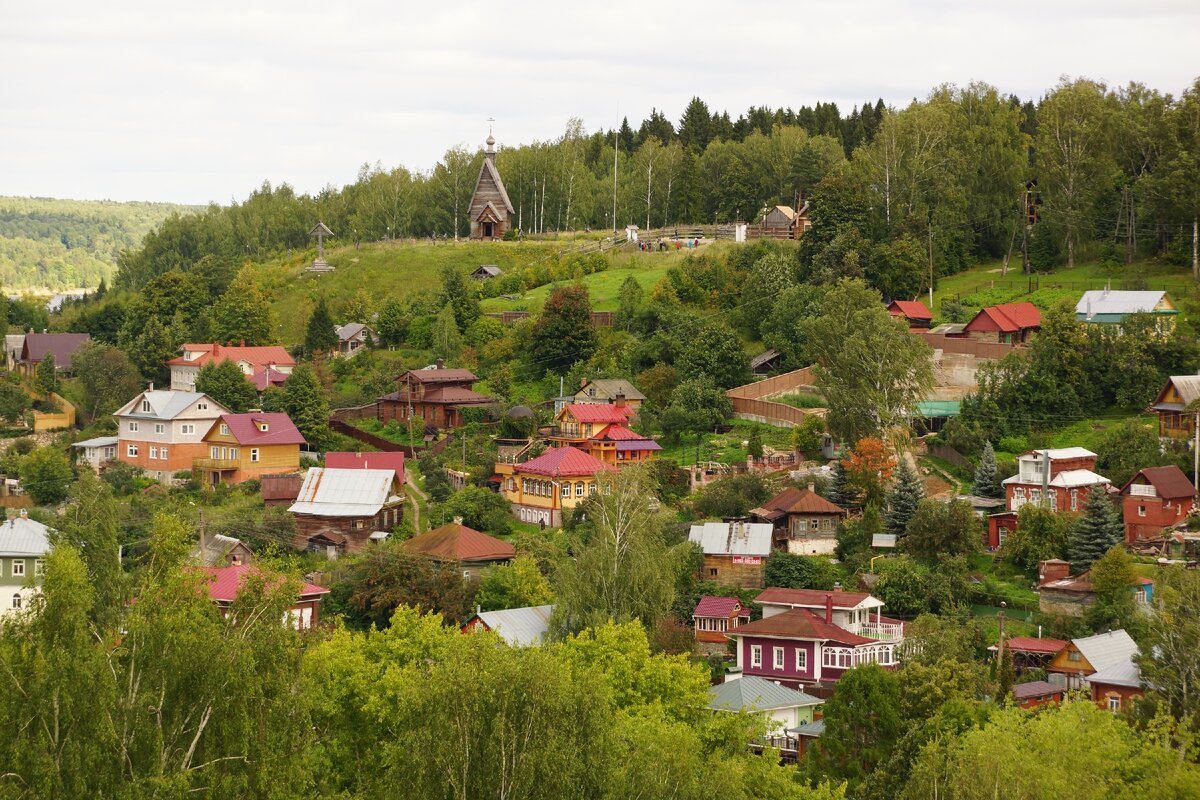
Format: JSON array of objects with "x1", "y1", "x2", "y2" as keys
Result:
[{"x1": 194, "y1": 358, "x2": 258, "y2": 413}]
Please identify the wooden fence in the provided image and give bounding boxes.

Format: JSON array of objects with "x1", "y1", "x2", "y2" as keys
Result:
[
  {"x1": 726, "y1": 367, "x2": 822, "y2": 428},
  {"x1": 329, "y1": 402, "x2": 378, "y2": 422},
  {"x1": 329, "y1": 418, "x2": 455, "y2": 458},
  {"x1": 917, "y1": 333, "x2": 1016, "y2": 360},
  {"x1": 484, "y1": 310, "x2": 615, "y2": 327}
]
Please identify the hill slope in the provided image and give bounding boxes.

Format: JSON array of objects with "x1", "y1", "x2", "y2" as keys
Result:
[{"x1": 0, "y1": 196, "x2": 200, "y2": 291}]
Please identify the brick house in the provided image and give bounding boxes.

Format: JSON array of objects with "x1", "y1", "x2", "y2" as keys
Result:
[
  {"x1": 113, "y1": 390, "x2": 231, "y2": 482},
  {"x1": 688, "y1": 521, "x2": 773, "y2": 588},
  {"x1": 377, "y1": 361, "x2": 493, "y2": 430},
  {"x1": 749, "y1": 485, "x2": 848, "y2": 555},
  {"x1": 963, "y1": 302, "x2": 1041, "y2": 344},
  {"x1": 195, "y1": 413, "x2": 305, "y2": 487},
  {"x1": 1121, "y1": 465, "x2": 1194, "y2": 543},
  {"x1": 987, "y1": 448, "x2": 1111, "y2": 549}
]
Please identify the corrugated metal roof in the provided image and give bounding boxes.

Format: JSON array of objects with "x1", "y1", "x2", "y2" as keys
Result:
[
  {"x1": 288, "y1": 468, "x2": 396, "y2": 517},
  {"x1": 336, "y1": 323, "x2": 367, "y2": 340},
  {"x1": 1084, "y1": 658, "x2": 1141, "y2": 689},
  {"x1": 688, "y1": 521, "x2": 772, "y2": 557},
  {"x1": 755, "y1": 587, "x2": 877, "y2": 610},
  {"x1": 1075, "y1": 290, "x2": 1172, "y2": 320},
  {"x1": 472, "y1": 604, "x2": 554, "y2": 646},
  {"x1": 1013, "y1": 680, "x2": 1063, "y2": 700},
  {"x1": 708, "y1": 675, "x2": 823, "y2": 712},
  {"x1": 789, "y1": 719, "x2": 826, "y2": 737},
  {"x1": 576, "y1": 379, "x2": 647, "y2": 403},
  {"x1": 1072, "y1": 629, "x2": 1138, "y2": 672},
  {"x1": 115, "y1": 390, "x2": 229, "y2": 421},
  {"x1": 871, "y1": 533, "x2": 897, "y2": 548},
  {"x1": 0, "y1": 517, "x2": 51, "y2": 557},
  {"x1": 1124, "y1": 465, "x2": 1194, "y2": 499},
  {"x1": 215, "y1": 413, "x2": 305, "y2": 446},
  {"x1": 404, "y1": 522, "x2": 515, "y2": 563},
  {"x1": 72, "y1": 436, "x2": 119, "y2": 448},
  {"x1": 693, "y1": 595, "x2": 749, "y2": 618}
]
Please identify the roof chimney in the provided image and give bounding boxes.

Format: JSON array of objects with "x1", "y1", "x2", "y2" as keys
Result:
[
  {"x1": 824, "y1": 594, "x2": 833, "y2": 624},
  {"x1": 148, "y1": 382, "x2": 154, "y2": 391},
  {"x1": 807, "y1": 482, "x2": 815, "y2": 493},
  {"x1": 453, "y1": 516, "x2": 464, "y2": 525},
  {"x1": 240, "y1": 339, "x2": 245, "y2": 347},
  {"x1": 581, "y1": 377, "x2": 588, "y2": 389},
  {"x1": 614, "y1": 391, "x2": 626, "y2": 409},
  {"x1": 435, "y1": 358, "x2": 444, "y2": 370}
]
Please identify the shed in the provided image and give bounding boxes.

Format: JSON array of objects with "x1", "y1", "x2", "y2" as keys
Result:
[{"x1": 471, "y1": 265, "x2": 503, "y2": 280}]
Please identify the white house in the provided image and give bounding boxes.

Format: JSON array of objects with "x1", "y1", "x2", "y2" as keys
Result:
[{"x1": 0, "y1": 512, "x2": 51, "y2": 617}]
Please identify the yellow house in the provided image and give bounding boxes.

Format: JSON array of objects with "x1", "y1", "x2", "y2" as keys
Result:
[
  {"x1": 549, "y1": 403, "x2": 635, "y2": 447},
  {"x1": 497, "y1": 446, "x2": 616, "y2": 527},
  {"x1": 582, "y1": 423, "x2": 662, "y2": 467},
  {"x1": 196, "y1": 413, "x2": 305, "y2": 487}
]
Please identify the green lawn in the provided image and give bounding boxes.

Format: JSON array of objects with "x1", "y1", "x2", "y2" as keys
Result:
[
  {"x1": 932, "y1": 258, "x2": 1196, "y2": 325},
  {"x1": 480, "y1": 257, "x2": 680, "y2": 313},
  {"x1": 655, "y1": 420, "x2": 794, "y2": 467}
]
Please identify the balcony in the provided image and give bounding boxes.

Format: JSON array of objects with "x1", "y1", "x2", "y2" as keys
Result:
[
  {"x1": 850, "y1": 621, "x2": 904, "y2": 642},
  {"x1": 193, "y1": 457, "x2": 240, "y2": 471}
]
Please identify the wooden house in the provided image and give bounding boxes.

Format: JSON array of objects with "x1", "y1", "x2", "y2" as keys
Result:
[
  {"x1": 580, "y1": 423, "x2": 661, "y2": 467},
  {"x1": 335, "y1": 323, "x2": 372, "y2": 356},
  {"x1": 377, "y1": 361, "x2": 493, "y2": 430},
  {"x1": 200, "y1": 564, "x2": 328, "y2": 630},
  {"x1": 687, "y1": 521, "x2": 773, "y2": 588},
  {"x1": 572, "y1": 378, "x2": 646, "y2": 410},
  {"x1": 750, "y1": 349, "x2": 784, "y2": 377},
  {"x1": 962, "y1": 302, "x2": 1041, "y2": 344},
  {"x1": 1037, "y1": 559, "x2": 1153, "y2": 617},
  {"x1": 402, "y1": 519, "x2": 515, "y2": 580},
  {"x1": 16, "y1": 333, "x2": 91, "y2": 377},
  {"x1": 1075, "y1": 290, "x2": 1176, "y2": 334},
  {"x1": 468, "y1": 133, "x2": 514, "y2": 240},
  {"x1": 1013, "y1": 680, "x2": 1065, "y2": 709},
  {"x1": 749, "y1": 485, "x2": 847, "y2": 555},
  {"x1": 192, "y1": 533, "x2": 253, "y2": 568},
  {"x1": 548, "y1": 402, "x2": 636, "y2": 447},
  {"x1": 497, "y1": 447, "x2": 615, "y2": 528},
  {"x1": 1047, "y1": 629, "x2": 1138, "y2": 691},
  {"x1": 1150, "y1": 375, "x2": 1200, "y2": 440},
  {"x1": 195, "y1": 412, "x2": 304, "y2": 487},
  {"x1": 707, "y1": 676, "x2": 823, "y2": 737},
  {"x1": 1121, "y1": 465, "x2": 1194, "y2": 543},
  {"x1": 886, "y1": 300, "x2": 933, "y2": 329},
  {"x1": 471, "y1": 265, "x2": 503, "y2": 280},
  {"x1": 288, "y1": 468, "x2": 405, "y2": 558},
  {"x1": 692, "y1": 595, "x2": 751, "y2": 644},
  {"x1": 991, "y1": 636, "x2": 1068, "y2": 672}
]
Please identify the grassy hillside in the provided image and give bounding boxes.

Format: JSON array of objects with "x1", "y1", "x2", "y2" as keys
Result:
[
  {"x1": 0, "y1": 196, "x2": 199, "y2": 291},
  {"x1": 261, "y1": 239, "x2": 688, "y2": 344},
  {"x1": 932, "y1": 258, "x2": 1197, "y2": 324}
]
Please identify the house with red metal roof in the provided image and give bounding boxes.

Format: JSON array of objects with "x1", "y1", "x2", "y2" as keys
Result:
[
  {"x1": 963, "y1": 302, "x2": 1041, "y2": 344},
  {"x1": 167, "y1": 343, "x2": 296, "y2": 392},
  {"x1": 200, "y1": 563, "x2": 329, "y2": 629},
  {"x1": 1121, "y1": 465, "x2": 1195, "y2": 543},
  {"x1": 987, "y1": 635, "x2": 1068, "y2": 671},
  {"x1": 325, "y1": 451, "x2": 406, "y2": 485},
  {"x1": 580, "y1": 423, "x2": 661, "y2": 467},
  {"x1": 693, "y1": 595, "x2": 751, "y2": 645},
  {"x1": 750, "y1": 485, "x2": 848, "y2": 555},
  {"x1": 728, "y1": 599, "x2": 901, "y2": 690},
  {"x1": 886, "y1": 300, "x2": 933, "y2": 329},
  {"x1": 377, "y1": 360, "x2": 494, "y2": 430},
  {"x1": 548, "y1": 402, "x2": 637, "y2": 448},
  {"x1": 497, "y1": 446, "x2": 616, "y2": 527},
  {"x1": 196, "y1": 413, "x2": 305, "y2": 487},
  {"x1": 402, "y1": 519, "x2": 515, "y2": 580}
]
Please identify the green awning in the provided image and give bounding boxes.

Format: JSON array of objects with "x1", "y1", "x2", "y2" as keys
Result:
[{"x1": 916, "y1": 400, "x2": 961, "y2": 418}]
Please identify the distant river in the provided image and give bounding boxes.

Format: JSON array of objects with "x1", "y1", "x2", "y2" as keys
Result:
[{"x1": 6, "y1": 289, "x2": 91, "y2": 312}]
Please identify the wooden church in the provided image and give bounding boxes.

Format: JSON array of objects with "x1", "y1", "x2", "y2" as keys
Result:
[{"x1": 469, "y1": 133, "x2": 514, "y2": 240}]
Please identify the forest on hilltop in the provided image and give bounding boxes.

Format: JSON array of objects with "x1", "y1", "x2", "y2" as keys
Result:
[
  {"x1": 0, "y1": 196, "x2": 197, "y2": 291},
  {"x1": 114, "y1": 76, "x2": 1200, "y2": 292}
]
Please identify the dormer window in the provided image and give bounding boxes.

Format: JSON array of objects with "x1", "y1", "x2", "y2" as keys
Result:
[
  {"x1": 220, "y1": 424, "x2": 229, "y2": 436},
  {"x1": 141, "y1": 400, "x2": 151, "y2": 412},
  {"x1": 258, "y1": 422, "x2": 269, "y2": 432}
]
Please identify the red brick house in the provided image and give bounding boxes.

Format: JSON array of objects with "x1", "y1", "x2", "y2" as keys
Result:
[
  {"x1": 200, "y1": 564, "x2": 329, "y2": 629},
  {"x1": 987, "y1": 448, "x2": 1111, "y2": 549},
  {"x1": 692, "y1": 595, "x2": 751, "y2": 644},
  {"x1": 886, "y1": 300, "x2": 933, "y2": 329},
  {"x1": 377, "y1": 362, "x2": 493, "y2": 430},
  {"x1": 1121, "y1": 465, "x2": 1194, "y2": 543},
  {"x1": 963, "y1": 302, "x2": 1041, "y2": 344}
]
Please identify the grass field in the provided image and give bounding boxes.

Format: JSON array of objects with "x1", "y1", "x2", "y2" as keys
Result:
[{"x1": 932, "y1": 258, "x2": 1197, "y2": 324}]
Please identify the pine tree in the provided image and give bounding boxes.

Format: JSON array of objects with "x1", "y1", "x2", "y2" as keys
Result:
[
  {"x1": 1068, "y1": 485, "x2": 1124, "y2": 571},
  {"x1": 973, "y1": 441, "x2": 1002, "y2": 499},
  {"x1": 827, "y1": 460, "x2": 851, "y2": 507},
  {"x1": 885, "y1": 457, "x2": 924, "y2": 536},
  {"x1": 304, "y1": 296, "x2": 338, "y2": 355}
]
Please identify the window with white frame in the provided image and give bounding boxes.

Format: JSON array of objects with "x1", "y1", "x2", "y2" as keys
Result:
[
  {"x1": 149, "y1": 447, "x2": 158, "y2": 460},
  {"x1": 750, "y1": 645, "x2": 762, "y2": 668},
  {"x1": 560, "y1": 482, "x2": 569, "y2": 498},
  {"x1": 129, "y1": 421, "x2": 139, "y2": 432},
  {"x1": 220, "y1": 424, "x2": 229, "y2": 435},
  {"x1": 11, "y1": 593, "x2": 20, "y2": 610},
  {"x1": 11, "y1": 560, "x2": 24, "y2": 577},
  {"x1": 140, "y1": 400, "x2": 151, "y2": 412},
  {"x1": 589, "y1": 483, "x2": 597, "y2": 495},
  {"x1": 34, "y1": 559, "x2": 44, "y2": 576},
  {"x1": 1138, "y1": 505, "x2": 1146, "y2": 517},
  {"x1": 230, "y1": 448, "x2": 238, "y2": 460},
  {"x1": 154, "y1": 423, "x2": 165, "y2": 434},
  {"x1": 575, "y1": 481, "x2": 584, "y2": 497},
  {"x1": 160, "y1": 447, "x2": 168, "y2": 460},
  {"x1": 796, "y1": 649, "x2": 807, "y2": 671},
  {"x1": 1107, "y1": 695, "x2": 1120, "y2": 711},
  {"x1": 250, "y1": 448, "x2": 260, "y2": 463},
  {"x1": 211, "y1": 446, "x2": 220, "y2": 459},
  {"x1": 127, "y1": 444, "x2": 138, "y2": 457},
  {"x1": 773, "y1": 647, "x2": 784, "y2": 670},
  {"x1": 181, "y1": 424, "x2": 194, "y2": 434}
]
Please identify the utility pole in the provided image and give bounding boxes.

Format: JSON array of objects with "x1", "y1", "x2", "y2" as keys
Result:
[
  {"x1": 612, "y1": 109, "x2": 619, "y2": 236},
  {"x1": 927, "y1": 223, "x2": 934, "y2": 310}
]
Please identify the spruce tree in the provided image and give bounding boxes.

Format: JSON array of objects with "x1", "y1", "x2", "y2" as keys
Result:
[
  {"x1": 1068, "y1": 485, "x2": 1124, "y2": 571},
  {"x1": 304, "y1": 296, "x2": 339, "y2": 355},
  {"x1": 439, "y1": 265, "x2": 480, "y2": 331},
  {"x1": 34, "y1": 352, "x2": 58, "y2": 396},
  {"x1": 973, "y1": 441, "x2": 1002, "y2": 499},
  {"x1": 827, "y1": 460, "x2": 851, "y2": 507},
  {"x1": 884, "y1": 457, "x2": 924, "y2": 536}
]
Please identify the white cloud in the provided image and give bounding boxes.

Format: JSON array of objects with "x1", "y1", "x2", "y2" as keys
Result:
[{"x1": 2, "y1": 0, "x2": 1197, "y2": 203}]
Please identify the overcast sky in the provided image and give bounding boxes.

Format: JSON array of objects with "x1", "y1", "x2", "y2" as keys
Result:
[{"x1": 5, "y1": 0, "x2": 1198, "y2": 205}]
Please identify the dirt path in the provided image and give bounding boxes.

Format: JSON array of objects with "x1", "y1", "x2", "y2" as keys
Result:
[{"x1": 404, "y1": 466, "x2": 426, "y2": 531}]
